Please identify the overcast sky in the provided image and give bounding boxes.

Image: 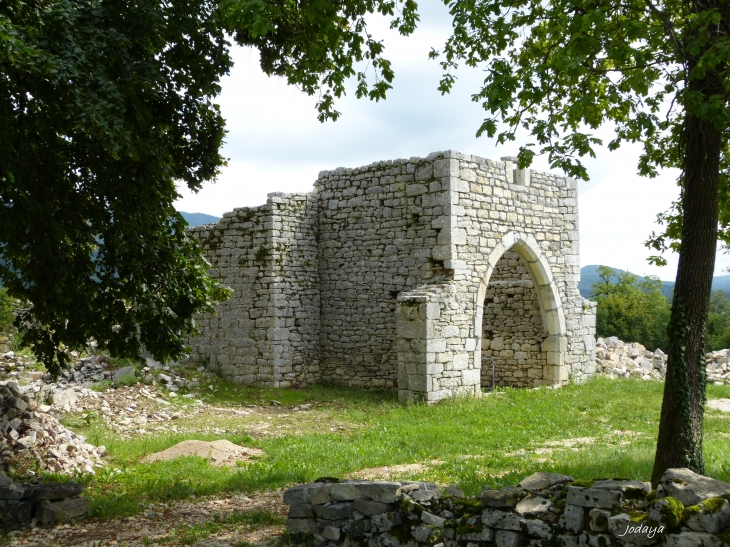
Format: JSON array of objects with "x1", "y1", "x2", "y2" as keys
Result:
[{"x1": 174, "y1": 0, "x2": 730, "y2": 282}]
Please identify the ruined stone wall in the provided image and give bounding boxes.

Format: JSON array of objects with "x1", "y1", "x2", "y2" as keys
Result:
[
  {"x1": 481, "y1": 250, "x2": 546, "y2": 388},
  {"x1": 187, "y1": 150, "x2": 596, "y2": 395},
  {"x1": 446, "y1": 152, "x2": 597, "y2": 386},
  {"x1": 187, "y1": 205, "x2": 271, "y2": 383},
  {"x1": 315, "y1": 158, "x2": 449, "y2": 388},
  {"x1": 187, "y1": 194, "x2": 319, "y2": 387}
]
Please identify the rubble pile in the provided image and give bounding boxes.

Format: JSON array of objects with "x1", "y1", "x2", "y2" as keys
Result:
[
  {"x1": 285, "y1": 469, "x2": 730, "y2": 547},
  {"x1": 0, "y1": 352, "x2": 198, "y2": 410},
  {"x1": 0, "y1": 470, "x2": 90, "y2": 528},
  {"x1": 595, "y1": 337, "x2": 730, "y2": 385},
  {"x1": 1, "y1": 380, "x2": 105, "y2": 476}
]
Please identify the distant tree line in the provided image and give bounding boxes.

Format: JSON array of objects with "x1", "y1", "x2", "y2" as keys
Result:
[{"x1": 591, "y1": 266, "x2": 730, "y2": 352}]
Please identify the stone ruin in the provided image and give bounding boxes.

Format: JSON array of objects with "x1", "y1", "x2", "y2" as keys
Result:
[
  {"x1": 282, "y1": 468, "x2": 730, "y2": 547},
  {"x1": 186, "y1": 151, "x2": 597, "y2": 402}
]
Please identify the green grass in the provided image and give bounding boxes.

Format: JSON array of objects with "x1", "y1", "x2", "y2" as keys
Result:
[
  {"x1": 90, "y1": 380, "x2": 114, "y2": 392},
  {"x1": 197, "y1": 376, "x2": 394, "y2": 407},
  {"x1": 55, "y1": 377, "x2": 730, "y2": 520}
]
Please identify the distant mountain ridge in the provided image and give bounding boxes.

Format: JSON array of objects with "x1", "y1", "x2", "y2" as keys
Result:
[
  {"x1": 579, "y1": 264, "x2": 730, "y2": 300},
  {"x1": 180, "y1": 211, "x2": 220, "y2": 227}
]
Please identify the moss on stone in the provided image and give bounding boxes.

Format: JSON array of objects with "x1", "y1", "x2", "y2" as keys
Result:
[
  {"x1": 453, "y1": 498, "x2": 483, "y2": 515},
  {"x1": 699, "y1": 497, "x2": 728, "y2": 514},
  {"x1": 684, "y1": 504, "x2": 702, "y2": 517},
  {"x1": 389, "y1": 524, "x2": 413, "y2": 543},
  {"x1": 570, "y1": 480, "x2": 595, "y2": 488},
  {"x1": 646, "y1": 496, "x2": 684, "y2": 529},
  {"x1": 646, "y1": 490, "x2": 657, "y2": 502},
  {"x1": 400, "y1": 498, "x2": 424, "y2": 516},
  {"x1": 717, "y1": 529, "x2": 730, "y2": 546},
  {"x1": 456, "y1": 521, "x2": 484, "y2": 536},
  {"x1": 628, "y1": 511, "x2": 648, "y2": 523}
]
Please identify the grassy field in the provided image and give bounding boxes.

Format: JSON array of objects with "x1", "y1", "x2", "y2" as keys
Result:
[{"x1": 55, "y1": 377, "x2": 730, "y2": 520}]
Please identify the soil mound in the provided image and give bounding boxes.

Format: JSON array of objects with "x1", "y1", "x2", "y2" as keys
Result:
[{"x1": 146, "y1": 439, "x2": 263, "y2": 466}]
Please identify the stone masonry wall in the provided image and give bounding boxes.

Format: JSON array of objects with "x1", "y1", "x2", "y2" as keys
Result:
[
  {"x1": 187, "y1": 194, "x2": 320, "y2": 387},
  {"x1": 187, "y1": 150, "x2": 597, "y2": 397},
  {"x1": 396, "y1": 152, "x2": 596, "y2": 401},
  {"x1": 315, "y1": 158, "x2": 449, "y2": 388},
  {"x1": 481, "y1": 251, "x2": 546, "y2": 388},
  {"x1": 445, "y1": 153, "x2": 596, "y2": 387},
  {"x1": 187, "y1": 205, "x2": 271, "y2": 383},
  {"x1": 284, "y1": 468, "x2": 730, "y2": 547}
]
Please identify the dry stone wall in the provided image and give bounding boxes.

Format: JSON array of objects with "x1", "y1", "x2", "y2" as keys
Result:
[
  {"x1": 481, "y1": 251, "x2": 546, "y2": 388},
  {"x1": 186, "y1": 150, "x2": 597, "y2": 400},
  {"x1": 284, "y1": 469, "x2": 730, "y2": 547}
]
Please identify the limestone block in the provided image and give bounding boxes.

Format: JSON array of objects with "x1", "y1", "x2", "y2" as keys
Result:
[
  {"x1": 457, "y1": 526, "x2": 495, "y2": 542},
  {"x1": 482, "y1": 508, "x2": 524, "y2": 530},
  {"x1": 289, "y1": 504, "x2": 314, "y2": 518},
  {"x1": 408, "y1": 374, "x2": 432, "y2": 392},
  {"x1": 421, "y1": 511, "x2": 446, "y2": 528},
  {"x1": 28, "y1": 483, "x2": 86, "y2": 502},
  {"x1": 591, "y1": 479, "x2": 651, "y2": 498},
  {"x1": 479, "y1": 486, "x2": 526, "y2": 508},
  {"x1": 34, "y1": 498, "x2": 90, "y2": 525},
  {"x1": 331, "y1": 481, "x2": 402, "y2": 504},
  {"x1": 461, "y1": 368, "x2": 481, "y2": 386},
  {"x1": 558, "y1": 504, "x2": 584, "y2": 533},
  {"x1": 287, "y1": 518, "x2": 315, "y2": 535},
  {"x1": 685, "y1": 498, "x2": 730, "y2": 534},
  {"x1": 433, "y1": 158, "x2": 459, "y2": 178},
  {"x1": 566, "y1": 486, "x2": 622, "y2": 510},
  {"x1": 658, "y1": 468, "x2": 730, "y2": 507},
  {"x1": 496, "y1": 530, "x2": 522, "y2": 547},
  {"x1": 515, "y1": 496, "x2": 551, "y2": 516},
  {"x1": 665, "y1": 532, "x2": 723, "y2": 547},
  {"x1": 442, "y1": 326, "x2": 460, "y2": 338},
  {"x1": 432, "y1": 245, "x2": 453, "y2": 261},
  {"x1": 524, "y1": 519, "x2": 552, "y2": 538},
  {"x1": 544, "y1": 365, "x2": 568, "y2": 383},
  {"x1": 607, "y1": 514, "x2": 662, "y2": 545},
  {"x1": 284, "y1": 483, "x2": 324, "y2": 505},
  {"x1": 588, "y1": 508, "x2": 611, "y2": 532},
  {"x1": 371, "y1": 512, "x2": 402, "y2": 532}
]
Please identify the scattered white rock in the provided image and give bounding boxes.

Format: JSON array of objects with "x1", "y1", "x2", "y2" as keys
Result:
[
  {"x1": 595, "y1": 337, "x2": 730, "y2": 385},
  {"x1": 0, "y1": 380, "x2": 104, "y2": 475}
]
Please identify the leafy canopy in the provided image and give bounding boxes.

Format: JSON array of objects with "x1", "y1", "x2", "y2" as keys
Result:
[
  {"x1": 591, "y1": 266, "x2": 671, "y2": 352},
  {"x1": 431, "y1": 0, "x2": 730, "y2": 181},
  {"x1": 220, "y1": 0, "x2": 419, "y2": 122},
  {"x1": 0, "y1": 0, "x2": 232, "y2": 374}
]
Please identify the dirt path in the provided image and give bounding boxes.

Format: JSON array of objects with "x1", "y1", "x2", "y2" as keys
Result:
[{"x1": 5, "y1": 490, "x2": 288, "y2": 547}]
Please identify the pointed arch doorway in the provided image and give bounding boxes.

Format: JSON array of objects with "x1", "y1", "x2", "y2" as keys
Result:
[{"x1": 475, "y1": 232, "x2": 568, "y2": 388}]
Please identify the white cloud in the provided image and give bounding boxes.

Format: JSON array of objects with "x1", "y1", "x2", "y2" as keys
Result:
[{"x1": 175, "y1": 0, "x2": 728, "y2": 281}]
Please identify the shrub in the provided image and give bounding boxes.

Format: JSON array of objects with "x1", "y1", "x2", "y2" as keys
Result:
[{"x1": 0, "y1": 288, "x2": 15, "y2": 333}]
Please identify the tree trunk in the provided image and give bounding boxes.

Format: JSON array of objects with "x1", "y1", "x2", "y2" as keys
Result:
[{"x1": 651, "y1": 70, "x2": 722, "y2": 486}]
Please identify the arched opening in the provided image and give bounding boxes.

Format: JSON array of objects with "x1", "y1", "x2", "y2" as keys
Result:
[
  {"x1": 474, "y1": 232, "x2": 567, "y2": 389},
  {"x1": 481, "y1": 248, "x2": 548, "y2": 388}
]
